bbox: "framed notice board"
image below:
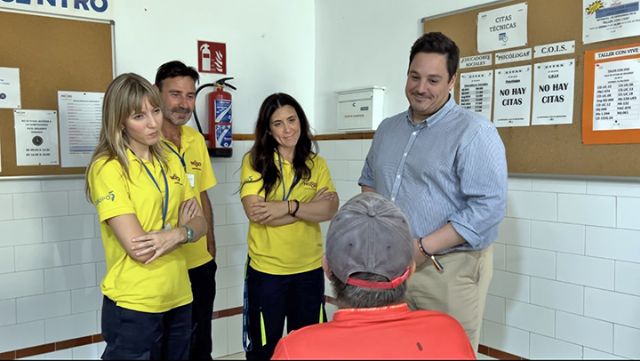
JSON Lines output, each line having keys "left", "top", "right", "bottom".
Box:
{"left": 0, "top": 10, "right": 113, "bottom": 177}
{"left": 423, "top": 0, "right": 640, "bottom": 177}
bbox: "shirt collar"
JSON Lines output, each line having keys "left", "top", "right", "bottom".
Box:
{"left": 162, "top": 125, "right": 194, "bottom": 153}
{"left": 405, "top": 94, "right": 457, "bottom": 128}
{"left": 332, "top": 303, "right": 411, "bottom": 322}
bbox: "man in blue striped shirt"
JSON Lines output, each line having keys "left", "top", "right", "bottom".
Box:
{"left": 359, "top": 32, "right": 507, "bottom": 352}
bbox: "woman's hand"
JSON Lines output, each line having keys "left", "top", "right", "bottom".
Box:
{"left": 247, "top": 200, "right": 288, "bottom": 224}
{"left": 179, "top": 198, "right": 199, "bottom": 226}
{"left": 130, "top": 227, "right": 184, "bottom": 264}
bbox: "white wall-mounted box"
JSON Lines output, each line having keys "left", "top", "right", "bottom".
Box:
{"left": 336, "top": 86, "right": 385, "bottom": 131}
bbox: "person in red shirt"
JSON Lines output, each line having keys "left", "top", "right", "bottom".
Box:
{"left": 272, "top": 192, "right": 475, "bottom": 360}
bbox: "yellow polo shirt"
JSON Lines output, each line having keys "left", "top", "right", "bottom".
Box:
{"left": 240, "top": 152, "right": 336, "bottom": 275}
{"left": 88, "top": 149, "right": 194, "bottom": 313}
{"left": 163, "top": 125, "right": 217, "bottom": 269}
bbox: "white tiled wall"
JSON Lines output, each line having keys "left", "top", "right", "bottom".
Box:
{"left": 3, "top": 138, "right": 640, "bottom": 360}
{"left": 485, "top": 172, "right": 640, "bottom": 360}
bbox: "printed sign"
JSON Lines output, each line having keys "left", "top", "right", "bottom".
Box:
{"left": 477, "top": 2, "right": 528, "bottom": 53}
{"left": 532, "top": 59, "right": 576, "bottom": 125}
{"left": 493, "top": 65, "right": 532, "bottom": 127}
{"left": 459, "top": 70, "right": 494, "bottom": 121}
{"left": 460, "top": 54, "right": 493, "bottom": 69}
{"left": 584, "top": 0, "right": 640, "bottom": 44}
{"left": 198, "top": 41, "right": 226, "bottom": 74}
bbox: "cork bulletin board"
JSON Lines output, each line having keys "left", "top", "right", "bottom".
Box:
{"left": 0, "top": 10, "right": 113, "bottom": 177}
{"left": 423, "top": 0, "right": 640, "bottom": 177}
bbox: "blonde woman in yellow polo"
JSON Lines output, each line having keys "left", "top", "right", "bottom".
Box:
{"left": 85, "top": 73, "right": 207, "bottom": 360}
{"left": 240, "top": 93, "right": 339, "bottom": 360}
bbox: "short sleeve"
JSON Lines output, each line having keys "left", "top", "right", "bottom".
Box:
{"left": 313, "top": 156, "right": 336, "bottom": 193}
{"left": 195, "top": 133, "right": 217, "bottom": 192}
{"left": 88, "top": 158, "right": 135, "bottom": 222}
{"left": 239, "top": 153, "right": 265, "bottom": 198}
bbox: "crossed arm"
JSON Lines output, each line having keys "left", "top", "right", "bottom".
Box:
{"left": 106, "top": 198, "right": 207, "bottom": 264}
{"left": 242, "top": 187, "right": 339, "bottom": 226}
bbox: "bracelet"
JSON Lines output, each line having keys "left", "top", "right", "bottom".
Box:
{"left": 287, "top": 200, "right": 293, "bottom": 215}
{"left": 291, "top": 200, "right": 300, "bottom": 217}
{"left": 417, "top": 237, "right": 444, "bottom": 272}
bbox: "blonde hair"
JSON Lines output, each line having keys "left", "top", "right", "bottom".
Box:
{"left": 85, "top": 73, "right": 166, "bottom": 199}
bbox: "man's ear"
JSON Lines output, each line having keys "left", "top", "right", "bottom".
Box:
{"left": 409, "top": 260, "right": 417, "bottom": 277}
{"left": 322, "top": 256, "right": 333, "bottom": 279}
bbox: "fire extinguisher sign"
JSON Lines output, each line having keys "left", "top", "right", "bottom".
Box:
{"left": 197, "top": 41, "right": 226, "bottom": 74}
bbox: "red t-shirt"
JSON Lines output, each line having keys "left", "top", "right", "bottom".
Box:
{"left": 272, "top": 303, "right": 475, "bottom": 360}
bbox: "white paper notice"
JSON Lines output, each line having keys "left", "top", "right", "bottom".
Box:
{"left": 532, "top": 59, "right": 576, "bottom": 125}
{"left": 493, "top": 65, "right": 532, "bottom": 127}
{"left": 58, "top": 91, "right": 103, "bottom": 168}
{"left": 533, "top": 40, "right": 576, "bottom": 59}
{"left": 459, "top": 54, "right": 493, "bottom": 69}
{"left": 0, "top": 67, "right": 21, "bottom": 109}
{"left": 14, "top": 109, "right": 59, "bottom": 166}
{"left": 593, "top": 58, "right": 640, "bottom": 130}
{"left": 583, "top": 0, "right": 640, "bottom": 44}
{"left": 459, "top": 70, "right": 494, "bottom": 121}
{"left": 477, "top": 2, "right": 528, "bottom": 53}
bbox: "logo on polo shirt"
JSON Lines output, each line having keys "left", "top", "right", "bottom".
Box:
{"left": 95, "top": 190, "right": 115, "bottom": 205}
{"left": 302, "top": 180, "right": 318, "bottom": 189}
{"left": 190, "top": 160, "right": 202, "bottom": 171}
{"left": 170, "top": 174, "right": 184, "bottom": 186}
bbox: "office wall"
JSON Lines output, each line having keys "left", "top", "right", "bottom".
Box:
{"left": 111, "top": 0, "right": 316, "bottom": 134}
{"left": 313, "top": 0, "right": 500, "bottom": 134}
{"left": 315, "top": 0, "right": 640, "bottom": 359}
{"left": 0, "top": 0, "right": 315, "bottom": 358}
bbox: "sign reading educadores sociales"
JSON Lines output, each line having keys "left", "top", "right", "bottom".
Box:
{"left": 197, "top": 41, "right": 226, "bottom": 74}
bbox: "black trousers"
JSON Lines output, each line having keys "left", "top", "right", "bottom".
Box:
{"left": 245, "top": 266, "right": 326, "bottom": 361}
{"left": 188, "top": 259, "right": 217, "bottom": 360}
{"left": 101, "top": 296, "right": 192, "bottom": 360}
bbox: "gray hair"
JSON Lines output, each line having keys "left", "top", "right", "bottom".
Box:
{"left": 330, "top": 273, "right": 407, "bottom": 309}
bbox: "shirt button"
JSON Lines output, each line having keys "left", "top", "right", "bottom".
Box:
{"left": 412, "top": 131, "right": 417, "bottom": 136}
{"left": 403, "top": 153, "right": 407, "bottom": 157}
{"left": 396, "top": 174, "right": 401, "bottom": 178}
{"left": 391, "top": 197, "right": 395, "bottom": 201}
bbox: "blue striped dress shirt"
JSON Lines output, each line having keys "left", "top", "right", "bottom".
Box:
{"left": 359, "top": 96, "right": 507, "bottom": 253}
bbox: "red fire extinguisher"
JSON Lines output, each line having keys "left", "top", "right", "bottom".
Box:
{"left": 193, "top": 77, "right": 236, "bottom": 157}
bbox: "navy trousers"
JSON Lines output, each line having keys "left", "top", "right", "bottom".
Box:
{"left": 101, "top": 296, "right": 192, "bottom": 360}
{"left": 245, "top": 266, "right": 326, "bottom": 360}
{"left": 188, "top": 259, "right": 217, "bottom": 360}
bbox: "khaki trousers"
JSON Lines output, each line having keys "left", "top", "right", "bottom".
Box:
{"left": 406, "top": 245, "right": 493, "bottom": 352}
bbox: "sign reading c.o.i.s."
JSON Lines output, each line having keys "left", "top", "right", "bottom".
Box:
{"left": 0, "top": 0, "right": 109, "bottom": 13}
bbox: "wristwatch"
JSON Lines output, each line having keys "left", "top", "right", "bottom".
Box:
{"left": 182, "top": 225, "right": 194, "bottom": 244}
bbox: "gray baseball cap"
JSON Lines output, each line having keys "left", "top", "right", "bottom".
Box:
{"left": 326, "top": 192, "right": 414, "bottom": 289}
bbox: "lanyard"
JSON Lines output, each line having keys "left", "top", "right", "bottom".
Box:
{"left": 277, "top": 152, "right": 298, "bottom": 201}
{"left": 139, "top": 158, "right": 169, "bottom": 228}
{"left": 163, "top": 141, "right": 186, "bottom": 171}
